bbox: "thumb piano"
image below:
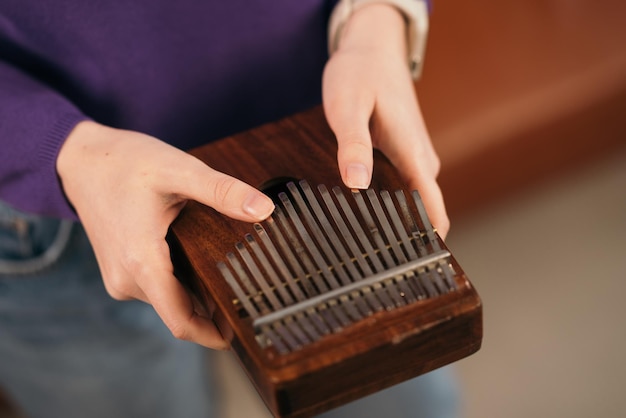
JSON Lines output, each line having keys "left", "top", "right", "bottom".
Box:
{"left": 168, "top": 106, "right": 482, "bottom": 418}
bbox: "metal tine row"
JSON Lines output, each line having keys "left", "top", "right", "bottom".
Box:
{"left": 351, "top": 186, "right": 458, "bottom": 299}
{"left": 218, "top": 180, "right": 456, "bottom": 354}
{"left": 275, "top": 181, "right": 449, "bottom": 321}
{"left": 379, "top": 190, "right": 436, "bottom": 299}
{"left": 219, "top": 243, "right": 331, "bottom": 354}
{"left": 278, "top": 186, "right": 363, "bottom": 325}
{"left": 218, "top": 262, "right": 291, "bottom": 354}
{"left": 256, "top": 220, "right": 336, "bottom": 336}
{"left": 408, "top": 190, "right": 458, "bottom": 292}
{"left": 394, "top": 190, "right": 442, "bottom": 295}
{"left": 259, "top": 206, "right": 345, "bottom": 344}
{"left": 355, "top": 189, "right": 420, "bottom": 305}
{"left": 287, "top": 180, "right": 439, "bottom": 314}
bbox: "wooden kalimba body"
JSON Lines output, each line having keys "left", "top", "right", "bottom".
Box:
{"left": 168, "top": 106, "right": 482, "bottom": 418}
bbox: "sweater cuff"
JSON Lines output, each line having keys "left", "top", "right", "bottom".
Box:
{"left": 38, "top": 112, "right": 91, "bottom": 220}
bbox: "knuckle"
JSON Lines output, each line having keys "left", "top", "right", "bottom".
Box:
{"left": 169, "top": 321, "right": 192, "bottom": 341}
{"left": 337, "top": 133, "right": 372, "bottom": 160}
{"left": 102, "top": 249, "right": 156, "bottom": 301}
{"left": 120, "top": 252, "right": 148, "bottom": 281}
{"left": 103, "top": 275, "right": 132, "bottom": 300}
{"left": 208, "top": 176, "right": 237, "bottom": 209}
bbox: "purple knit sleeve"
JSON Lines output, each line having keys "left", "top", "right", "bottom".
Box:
{"left": 0, "top": 59, "right": 88, "bottom": 219}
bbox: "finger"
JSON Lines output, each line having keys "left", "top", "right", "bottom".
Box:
{"left": 157, "top": 150, "right": 274, "bottom": 222}
{"left": 99, "top": 258, "right": 150, "bottom": 303}
{"left": 121, "top": 217, "right": 227, "bottom": 349}
{"left": 371, "top": 98, "right": 449, "bottom": 238}
{"left": 141, "top": 266, "right": 228, "bottom": 350}
{"left": 408, "top": 175, "right": 450, "bottom": 240}
{"left": 103, "top": 277, "right": 149, "bottom": 303}
{"left": 389, "top": 148, "right": 450, "bottom": 239}
{"left": 323, "top": 82, "right": 376, "bottom": 190}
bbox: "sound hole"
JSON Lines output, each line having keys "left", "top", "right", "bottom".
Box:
{"left": 259, "top": 177, "right": 301, "bottom": 205}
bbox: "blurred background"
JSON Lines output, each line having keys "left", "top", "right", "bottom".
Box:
{"left": 423, "top": 1, "right": 626, "bottom": 416}
{"left": 2, "top": 0, "right": 624, "bottom": 417}
{"left": 215, "top": 0, "right": 626, "bottom": 417}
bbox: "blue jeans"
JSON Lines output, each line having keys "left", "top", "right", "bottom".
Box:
{"left": 0, "top": 200, "right": 459, "bottom": 418}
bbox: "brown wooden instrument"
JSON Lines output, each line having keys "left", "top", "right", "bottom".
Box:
{"left": 168, "top": 106, "right": 482, "bottom": 418}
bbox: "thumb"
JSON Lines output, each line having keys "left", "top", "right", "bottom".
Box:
{"left": 160, "top": 152, "right": 275, "bottom": 222}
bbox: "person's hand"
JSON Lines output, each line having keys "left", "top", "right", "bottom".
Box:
{"left": 323, "top": 4, "right": 449, "bottom": 238}
{"left": 56, "top": 121, "right": 275, "bottom": 349}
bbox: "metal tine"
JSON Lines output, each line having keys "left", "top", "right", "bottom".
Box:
{"left": 236, "top": 241, "right": 283, "bottom": 311}
{"left": 222, "top": 259, "right": 303, "bottom": 352}
{"left": 432, "top": 263, "right": 455, "bottom": 293}
{"left": 354, "top": 190, "right": 395, "bottom": 267}
{"left": 291, "top": 314, "right": 322, "bottom": 341}
{"left": 239, "top": 239, "right": 322, "bottom": 345}
{"left": 291, "top": 181, "right": 352, "bottom": 287}
{"left": 277, "top": 195, "right": 339, "bottom": 290}
{"left": 410, "top": 190, "right": 457, "bottom": 292}
{"left": 220, "top": 259, "right": 312, "bottom": 353}
{"left": 395, "top": 190, "right": 440, "bottom": 298}
{"left": 365, "top": 189, "right": 408, "bottom": 306}
{"left": 333, "top": 187, "right": 395, "bottom": 311}
{"left": 379, "top": 191, "right": 419, "bottom": 303}
{"left": 273, "top": 207, "right": 328, "bottom": 296}
{"left": 318, "top": 185, "right": 371, "bottom": 277}
{"left": 315, "top": 303, "right": 343, "bottom": 332}
{"left": 319, "top": 185, "right": 380, "bottom": 314}
{"left": 226, "top": 252, "right": 271, "bottom": 315}
{"left": 428, "top": 240, "right": 456, "bottom": 292}
{"left": 395, "top": 190, "right": 429, "bottom": 256}
{"left": 312, "top": 305, "right": 341, "bottom": 333}
{"left": 366, "top": 189, "right": 414, "bottom": 306}
{"left": 422, "top": 265, "right": 450, "bottom": 296}
{"left": 282, "top": 317, "right": 312, "bottom": 346}
{"left": 381, "top": 191, "right": 417, "bottom": 261}
{"left": 278, "top": 191, "right": 363, "bottom": 326}
{"left": 253, "top": 223, "right": 330, "bottom": 336}
{"left": 297, "top": 181, "right": 371, "bottom": 317}
{"left": 302, "top": 309, "right": 332, "bottom": 337}
{"left": 387, "top": 191, "right": 439, "bottom": 299}
{"left": 272, "top": 323, "right": 302, "bottom": 351}
{"left": 246, "top": 229, "right": 295, "bottom": 306}
{"left": 274, "top": 205, "right": 345, "bottom": 331}
{"left": 367, "top": 190, "right": 410, "bottom": 263}
{"left": 270, "top": 209, "right": 341, "bottom": 332}
{"left": 332, "top": 187, "right": 384, "bottom": 271}
{"left": 260, "top": 325, "right": 290, "bottom": 354}
{"left": 411, "top": 190, "right": 438, "bottom": 248}
{"left": 262, "top": 217, "right": 317, "bottom": 299}
{"left": 440, "top": 263, "right": 457, "bottom": 291}
{"left": 218, "top": 262, "right": 261, "bottom": 319}
{"left": 324, "top": 299, "right": 352, "bottom": 328}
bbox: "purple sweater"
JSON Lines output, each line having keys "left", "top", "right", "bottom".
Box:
{"left": 0, "top": 1, "right": 336, "bottom": 219}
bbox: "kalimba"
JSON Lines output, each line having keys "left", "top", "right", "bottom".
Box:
{"left": 168, "top": 106, "right": 482, "bottom": 418}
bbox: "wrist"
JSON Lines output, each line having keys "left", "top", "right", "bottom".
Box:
{"left": 57, "top": 120, "right": 97, "bottom": 176}
{"left": 336, "top": 4, "right": 407, "bottom": 59}
{"left": 328, "top": 0, "right": 429, "bottom": 79}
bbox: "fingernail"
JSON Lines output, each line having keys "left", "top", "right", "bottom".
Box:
{"left": 243, "top": 193, "right": 275, "bottom": 219}
{"left": 346, "top": 163, "right": 371, "bottom": 189}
